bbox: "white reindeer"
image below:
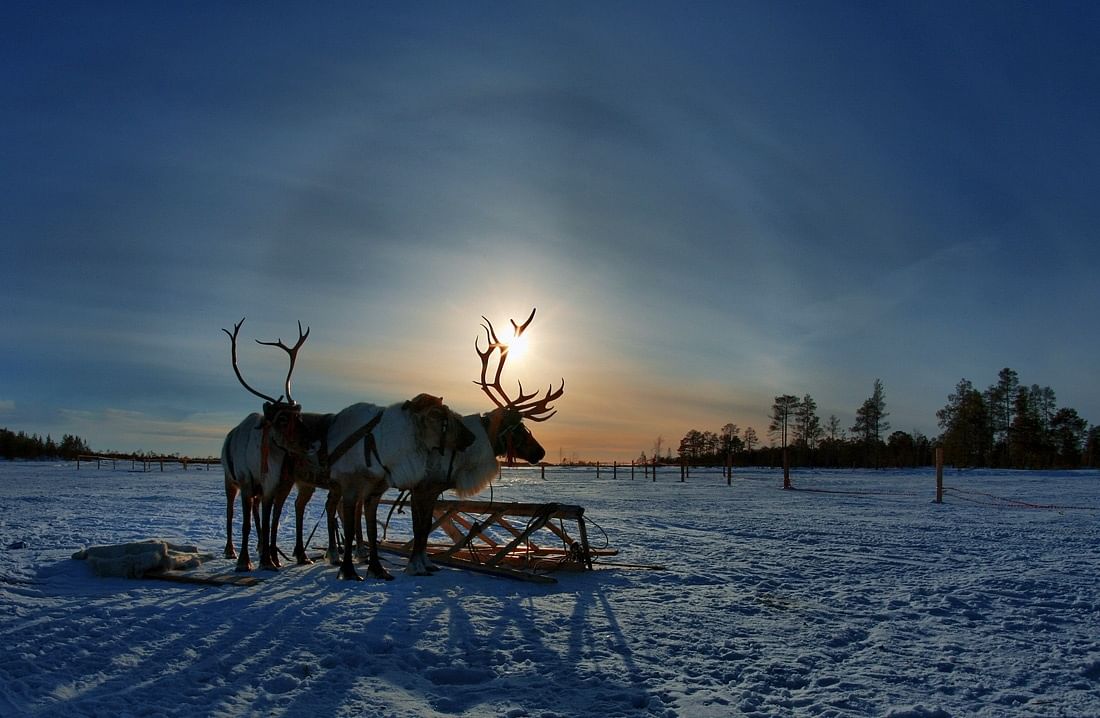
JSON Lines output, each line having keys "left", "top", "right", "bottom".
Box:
{"left": 286, "top": 394, "right": 475, "bottom": 580}
{"left": 402, "top": 308, "right": 563, "bottom": 575}
{"left": 221, "top": 409, "right": 294, "bottom": 571}
{"left": 220, "top": 318, "right": 311, "bottom": 572}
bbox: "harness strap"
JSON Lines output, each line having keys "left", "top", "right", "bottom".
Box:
{"left": 327, "top": 409, "right": 386, "bottom": 470}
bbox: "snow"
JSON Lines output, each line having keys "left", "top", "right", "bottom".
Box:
{"left": 2, "top": 461, "right": 1099, "bottom": 717}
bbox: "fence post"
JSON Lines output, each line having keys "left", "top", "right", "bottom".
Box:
{"left": 726, "top": 451, "right": 732, "bottom": 486}
{"left": 782, "top": 448, "right": 791, "bottom": 490}
{"left": 631, "top": 460, "right": 635, "bottom": 480}
{"left": 596, "top": 461, "right": 600, "bottom": 478}
{"left": 935, "top": 448, "right": 944, "bottom": 503}
{"left": 541, "top": 465, "right": 545, "bottom": 479}
{"left": 653, "top": 457, "right": 657, "bottom": 482}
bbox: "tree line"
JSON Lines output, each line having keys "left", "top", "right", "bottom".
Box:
{"left": 1, "top": 427, "right": 91, "bottom": 460}
{"left": 667, "top": 371, "right": 1098, "bottom": 470}
{"left": 938, "top": 368, "right": 1098, "bottom": 468}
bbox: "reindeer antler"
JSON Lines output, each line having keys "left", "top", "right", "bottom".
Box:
{"left": 255, "top": 320, "right": 310, "bottom": 406}
{"left": 474, "top": 308, "right": 564, "bottom": 420}
{"left": 222, "top": 318, "right": 310, "bottom": 406}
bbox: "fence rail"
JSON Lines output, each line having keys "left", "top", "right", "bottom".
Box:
{"left": 76, "top": 455, "right": 220, "bottom": 472}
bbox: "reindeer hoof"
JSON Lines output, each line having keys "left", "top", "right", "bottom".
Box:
{"left": 338, "top": 568, "right": 364, "bottom": 582}
{"left": 405, "top": 554, "right": 438, "bottom": 576}
{"left": 235, "top": 560, "right": 253, "bottom": 573}
{"left": 369, "top": 566, "right": 394, "bottom": 581}
{"left": 296, "top": 555, "right": 314, "bottom": 566}
{"left": 224, "top": 548, "right": 237, "bottom": 560}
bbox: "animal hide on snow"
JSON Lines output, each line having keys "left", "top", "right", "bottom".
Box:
{"left": 73, "top": 540, "right": 215, "bottom": 578}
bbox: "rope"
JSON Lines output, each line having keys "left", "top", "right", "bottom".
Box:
{"left": 943, "top": 486, "right": 1100, "bottom": 511}
{"left": 786, "top": 485, "right": 924, "bottom": 497}
{"left": 381, "top": 490, "right": 409, "bottom": 541}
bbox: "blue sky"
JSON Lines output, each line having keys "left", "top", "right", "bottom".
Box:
{"left": 3, "top": 2, "right": 1098, "bottom": 459}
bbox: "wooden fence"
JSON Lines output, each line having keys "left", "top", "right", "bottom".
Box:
{"left": 76, "top": 455, "right": 220, "bottom": 472}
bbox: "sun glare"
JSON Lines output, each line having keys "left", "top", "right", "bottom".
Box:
{"left": 505, "top": 328, "right": 530, "bottom": 362}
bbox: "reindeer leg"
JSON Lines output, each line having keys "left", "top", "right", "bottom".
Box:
{"left": 354, "top": 497, "right": 367, "bottom": 560}
{"left": 293, "top": 483, "right": 315, "bottom": 565}
{"left": 406, "top": 486, "right": 440, "bottom": 576}
{"left": 363, "top": 489, "right": 393, "bottom": 580}
{"left": 268, "top": 484, "right": 292, "bottom": 569}
{"left": 224, "top": 478, "right": 238, "bottom": 559}
{"left": 326, "top": 490, "right": 342, "bottom": 566}
{"left": 251, "top": 495, "right": 262, "bottom": 558}
{"left": 236, "top": 492, "right": 254, "bottom": 572}
{"left": 337, "top": 495, "right": 363, "bottom": 581}
{"left": 259, "top": 494, "right": 278, "bottom": 571}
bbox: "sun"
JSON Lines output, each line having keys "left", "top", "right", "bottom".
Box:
{"left": 504, "top": 327, "right": 530, "bottom": 362}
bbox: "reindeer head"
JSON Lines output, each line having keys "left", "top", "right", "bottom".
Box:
{"left": 403, "top": 393, "right": 476, "bottom": 455}
{"left": 223, "top": 317, "right": 310, "bottom": 445}
{"left": 474, "top": 308, "right": 564, "bottom": 464}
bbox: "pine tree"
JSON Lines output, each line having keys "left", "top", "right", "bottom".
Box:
{"left": 769, "top": 395, "right": 801, "bottom": 449}
{"left": 937, "top": 378, "right": 990, "bottom": 467}
{"left": 851, "top": 379, "right": 890, "bottom": 465}
{"left": 793, "top": 394, "right": 823, "bottom": 454}
{"left": 985, "top": 368, "right": 1019, "bottom": 466}
{"left": 742, "top": 427, "right": 758, "bottom": 453}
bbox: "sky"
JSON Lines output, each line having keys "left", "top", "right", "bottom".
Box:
{"left": 2, "top": 2, "right": 1099, "bottom": 460}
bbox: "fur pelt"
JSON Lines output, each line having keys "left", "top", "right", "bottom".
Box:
{"left": 447, "top": 414, "right": 501, "bottom": 497}
{"left": 327, "top": 401, "right": 445, "bottom": 492}
{"left": 74, "top": 540, "right": 214, "bottom": 578}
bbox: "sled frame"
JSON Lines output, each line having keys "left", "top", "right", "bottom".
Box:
{"left": 378, "top": 498, "right": 617, "bottom": 583}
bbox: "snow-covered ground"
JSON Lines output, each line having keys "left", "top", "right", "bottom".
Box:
{"left": 2, "top": 461, "right": 1099, "bottom": 717}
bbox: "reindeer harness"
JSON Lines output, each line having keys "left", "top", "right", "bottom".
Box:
{"left": 262, "top": 408, "right": 386, "bottom": 486}
{"left": 262, "top": 399, "right": 461, "bottom": 487}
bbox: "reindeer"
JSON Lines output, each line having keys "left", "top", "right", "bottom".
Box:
{"left": 286, "top": 393, "right": 475, "bottom": 581}
{"left": 220, "top": 318, "right": 315, "bottom": 572}
{"left": 402, "top": 308, "right": 564, "bottom": 575}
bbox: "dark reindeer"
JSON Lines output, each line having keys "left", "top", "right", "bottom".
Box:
{"left": 403, "top": 308, "right": 564, "bottom": 575}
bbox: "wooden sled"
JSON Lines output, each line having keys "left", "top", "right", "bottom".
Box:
{"left": 377, "top": 499, "right": 618, "bottom": 584}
